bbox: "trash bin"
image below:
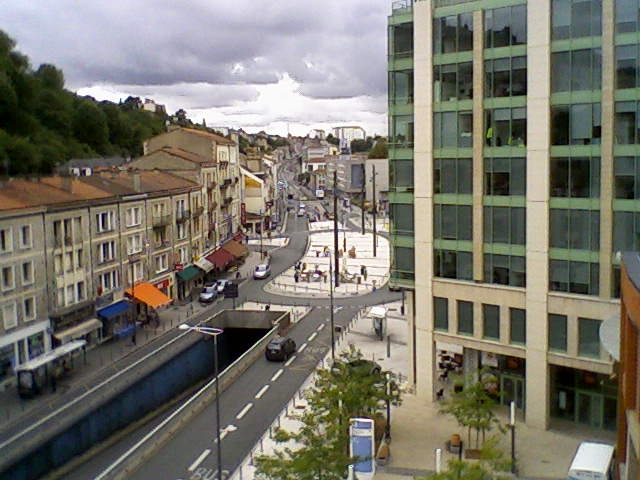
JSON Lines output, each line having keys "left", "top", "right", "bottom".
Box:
{"left": 357, "top": 276, "right": 361, "bottom": 284}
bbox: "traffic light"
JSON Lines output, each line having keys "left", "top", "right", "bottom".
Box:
{"left": 223, "top": 281, "right": 238, "bottom": 298}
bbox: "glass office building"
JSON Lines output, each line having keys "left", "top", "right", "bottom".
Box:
{"left": 387, "top": 0, "right": 635, "bottom": 430}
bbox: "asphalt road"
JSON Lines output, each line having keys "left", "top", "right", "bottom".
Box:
{"left": 66, "top": 173, "right": 399, "bottom": 480}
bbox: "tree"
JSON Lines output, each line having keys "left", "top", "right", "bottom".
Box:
{"left": 350, "top": 138, "right": 373, "bottom": 153}
{"left": 255, "top": 346, "right": 402, "bottom": 480}
{"left": 325, "top": 133, "right": 339, "bottom": 146}
{"left": 73, "top": 99, "right": 109, "bottom": 153}
{"left": 439, "top": 368, "right": 503, "bottom": 449}
{"left": 368, "top": 138, "right": 388, "bottom": 159}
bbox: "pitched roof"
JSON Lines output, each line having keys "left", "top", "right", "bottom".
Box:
{"left": 152, "top": 146, "right": 214, "bottom": 165}
{"left": 180, "top": 127, "right": 236, "bottom": 145}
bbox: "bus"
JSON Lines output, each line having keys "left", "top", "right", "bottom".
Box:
{"left": 16, "top": 339, "right": 86, "bottom": 398}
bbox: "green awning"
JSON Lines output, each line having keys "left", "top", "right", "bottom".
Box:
{"left": 177, "top": 265, "right": 203, "bottom": 281}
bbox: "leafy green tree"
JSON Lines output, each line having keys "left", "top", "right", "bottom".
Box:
{"left": 368, "top": 138, "right": 388, "bottom": 159}
{"left": 439, "top": 368, "right": 503, "bottom": 449}
{"left": 34, "top": 64, "right": 65, "bottom": 90}
{"left": 73, "top": 99, "right": 109, "bottom": 153}
{"left": 325, "top": 133, "right": 339, "bottom": 146}
{"left": 350, "top": 138, "right": 373, "bottom": 153}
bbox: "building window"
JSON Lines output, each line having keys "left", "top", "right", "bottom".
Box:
{"left": 66, "top": 285, "right": 75, "bottom": 305}
{"left": 389, "top": 70, "right": 414, "bottom": 104}
{"left": 390, "top": 22, "right": 413, "bottom": 57}
{"left": 76, "top": 281, "right": 85, "bottom": 301}
{"left": 614, "top": 156, "right": 640, "bottom": 199}
{"left": 20, "top": 225, "right": 32, "bottom": 248}
{"left": 76, "top": 249, "right": 83, "bottom": 269}
{"left": 485, "top": 5, "right": 527, "bottom": 48}
{"left": 391, "top": 246, "right": 415, "bottom": 281}
{"left": 127, "top": 234, "right": 143, "bottom": 255}
{"left": 548, "top": 313, "right": 568, "bottom": 352}
{"left": 390, "top": 114, "right": 414, "bottom": 147}
{"left": 434, "top": 13, "right": 473, "bottom": 54}
{"left": 434, "top": 158, "right": 472, "bottom": 194}
{"left": 482, "top": 304, "right": 500, "bottom": 340}
{"left": 390, "top": 159, "right": 414, "bottom": 189}
{"left": 390, "top": 204, "right": 414, "bottom": 236}
{"left": 126, "top": 207, "right": 142, "bottom": 227}
{"left": 176, "top": 222, "right": 187, "bottom": 240}
{"left": 484, "top": 206, "right": 525, "bottom": 245}
{"left": 96, "top": 211, "right": 115, "bottom": 233}
{"left": 434, "top": 111, "right": 472, "bottom": 148}
{"left": 457, "top": 300, "right": 474, "bottom": 335}
{"left": 21, "top": 262, "right": 33, "bottom": 285}
{"left": 613, "top": 211, "right": 640, "bottom": 252}
{"left": 550, "top": 157, "right": 600, "bottom": 198}
{"left": 549, "top": 260, "right": 599, "bottom": 295}
{"left": 98, "top": 270, "right": 119, "bottom": 292}
{"left": 2, "top": 303, "right": 17, "bottom": 330}
{"left": 484, "top": 56, "right": 527, "bottom": 98}
{"left": 1, "top": 266, "right": 14, "bottom": 291}
{"left": 550, "top": 209, "right": 600, "bottom": 250}
{"left": 435, "top": 250, "right": 472, "bottom": 280}
{"left": 0, "top": 228, "right": 12, "bottom": 253}
{"left": 552, "top": 0, "right": 602, "bottom": 40}
{"left": 155, "top": 254, "right": 169, "bottom": 273}
{"left": 485, "top": 108, "right": 526, "bottom": 147}
{"left": 509, "top": 308, "right": 526, "bottom": 345}
{"left": 615, "top": 0, "right": 640, "bottom": 34}
{"left": 434, "top": 204, "right": 472, "bottom": 241}
{"left": 434, "top": 297, "right": 449, "bottom": 331}
{"left": 130, "top": 261, "right": 143, "bottom": 283}
{"left": 483, "top": 254, "right": 526, "bottom": 287}
{"left": 551, "top": 103, "right": 601, "bottom": 145}
{"left": 484, "top": 157, "right": 526, "bottom": 196}
{"left": 23, "top": 297, "right": 36, "bottom": 321}
{"left": 434, "top": 62, "right": 472, "bottom": 101}
{"left": 551, "top": 49, "right": 602, "bottom": 93}
{"left": 616, "top": 44, "right": 640, "bottom": 89}
{"left": 98, "top": 241, "right": 116, "bottom": 263}
{"left": 578, "top": 317, "right": 601, "bottom": 358}
{"left": 615, "top": 101, "right": 640, "bottom": 144}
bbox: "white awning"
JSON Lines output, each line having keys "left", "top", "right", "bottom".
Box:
{"left": 369, "top": 306, "right": 387, "bottom": 318}
{"left": 54, "top": 318, "right": 102, "bottom": 344}
{"left": 436, "top": 341, "right": 464, "bottom": 355}
{"left": 194, "top": 256, "right": 214, "bottom": 273}
{"left": 599, "top": 315, "right": 620, "bottom": 361}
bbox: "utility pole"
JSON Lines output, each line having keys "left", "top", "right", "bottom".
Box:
{"left": 333, "top": 171, "right": 340, "bottom": 288}
{"left": 360, "top": 166, "right": 365, "bottom": 235}
{"left": 329, "top": 256, "right": 335, "bottom": 361}
{"left": 372, "top": 164, "right": 377, "bottom": 257}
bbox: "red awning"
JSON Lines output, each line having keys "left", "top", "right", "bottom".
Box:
{"left": 233, "top": 231, "right": 246, "bottom": 242}
{"left": 206, "top": 248, "right": 234, "bottom": 270}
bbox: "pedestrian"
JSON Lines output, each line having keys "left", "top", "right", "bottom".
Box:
{"left": 363, "top": 267, "right": 368, "bottom": 282}
{"left": 132, "top": 331, "right": 137, "bottom": 346}
{"left": 294, "top": 272, "right": 299, "bottom": 283}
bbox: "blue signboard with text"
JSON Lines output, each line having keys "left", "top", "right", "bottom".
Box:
{"left": 349, "top": 417, "right": 375, "bottom": 479}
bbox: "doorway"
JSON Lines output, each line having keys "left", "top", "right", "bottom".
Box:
{"left": 500, "top": 374, "right": 525, "bottom": 410}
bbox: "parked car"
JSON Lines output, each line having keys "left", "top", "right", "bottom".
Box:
{"left": 254, "top": 264, "right": 271, "bottom": 279}
{"left": 265, "top": 336, "right": 297, "bottom": 361}
{"left": 199, "top": 284, "right": 218, "bottom": 304}
{"left": 216, "top": 279, "right": 231, "bottom": 293}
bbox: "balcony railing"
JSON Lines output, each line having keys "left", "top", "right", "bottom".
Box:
{"left": 207, "top": 180, "right": 217, "bottom": 190}
{"left": 154, "top": 239, "right": 171, "bottom": 249}
{"left": 176, "top": 210, "right": 191, "bottom": 223}
{"left": 152, "top": 214, "right": 171, "bottom": 228}
{"left": 391, "top": 0, "right": 412, "bottom": 13}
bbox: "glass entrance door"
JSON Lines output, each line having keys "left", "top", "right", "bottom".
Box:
{"left": 500, "top": 374, "right": 525, "bottom": 409}
{"left": 577, "top": 391, "right": 603, "bottom": 429}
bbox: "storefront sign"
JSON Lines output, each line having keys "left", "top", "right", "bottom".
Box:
{"left": 174, "top": 263, "right": 184, "bottom": 272}
{"left": 154, "top": 279, "right": 170, "bottom": 290}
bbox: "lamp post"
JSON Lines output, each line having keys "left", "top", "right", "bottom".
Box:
{"left": 385, "top": 371, "right": 391, "bottom": 440}
{"left": 509, "top": 400, "right": 517, "bottom": 474}
{"left": 329, "top": 254, "right": 335, "bottom": 361}
{"left": 371, "top": 164, "right": 377, "bottom": 258}
{"left": 179, "top": 324, "right": 225, "bottom": 479}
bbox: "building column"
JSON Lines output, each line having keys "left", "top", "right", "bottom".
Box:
{"left": 413, "top": 0, "right": 436, "bottom": 400}
{"left": 472, "top": 10, "right": 485, "bottom": 282}
{"left": 525, "top": 0, "right": 552, "bottom": 430}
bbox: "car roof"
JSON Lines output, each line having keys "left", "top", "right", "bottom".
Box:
{"left": 268, "top": 336, "right": 290, "bottom": 345}
{"left": 256, "top": 264, "right": 269, "bottom": 269}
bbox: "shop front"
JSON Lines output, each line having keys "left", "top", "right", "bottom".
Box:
{"left": 0, "top": 320, "right": 51, "bottom": 388}
{"left": 50, "top": 301, "right": 102, "bottom": 348}
{"left": 125, "top": 282, "right": 173, "bottom": 325}
{"left": 176, "top": 265, "right": 204, "bottom": 301}
{"left": 97, "top": 300, "right": 134, "bottom": 340}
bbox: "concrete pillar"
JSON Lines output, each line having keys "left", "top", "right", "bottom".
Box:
{"left": 472, "top": 10, "right": 485, "bottom": 282}
{"left": 525, "top": 0, "right": 552, "bottom": 430}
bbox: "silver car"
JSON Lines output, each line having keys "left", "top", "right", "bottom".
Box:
{"left": 253, "top": 264, "right": 271, "bottom": 279}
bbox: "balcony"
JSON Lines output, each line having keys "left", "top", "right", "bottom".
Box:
{"left": 222, "top": 196, "right": 233, "bottom": 206}
{"left": 209, "top": 201, "right": 218, "bottom": 211}
{"left": 193, "top": 205, "right": 205, "bottom": 217}
{"left": 152, "top": 214, "right": 171, "bottom": 228}
{"left": 207, "top": 180, "right": 217, "bottom": 191}
{"left": 154, "top": 239, "right": 171, "bottom": 249}
{"left": 176, "top": 210, "right": 191, "bottom": 223}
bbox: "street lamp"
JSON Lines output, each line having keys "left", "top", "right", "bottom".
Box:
{"left": 329, "top": 253, "right": 335, "bottom": 361}
{"left": 509, "top": 401, "right": 517, "bottom": 474}
{"left": 179, "top": 324, "right": 225, "bottom": 480}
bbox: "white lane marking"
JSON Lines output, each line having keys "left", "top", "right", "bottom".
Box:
{"left": 255, "top": 385, "right": 270, "bottom": 399}
{"left": 298, "top": 343, "right": 307, "bottom": 353}
{"left": 188, "top": 449, "right": 211, "bottom": 472}
{"left": 271, "top": 369, "right": 283, "bottom": 381}
{"left": 236, "top": 402, "right": 253, "bottom": 420}
{"left": 317, "top": 324, "right": 325, "bottom": 331}
{"left": 284, "top": 355, "right": 296, "bottom": 366}
{"left": 308, "top": 332, "right": 317, "bottom": 342}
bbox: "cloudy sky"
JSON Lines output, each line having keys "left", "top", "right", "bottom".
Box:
{"left": 3, "top": 0, "right": 390, "bottom": 137}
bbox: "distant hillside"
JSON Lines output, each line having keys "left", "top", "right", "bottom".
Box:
{"left": 0, "top": 30, "right": 167, "bottom": 175}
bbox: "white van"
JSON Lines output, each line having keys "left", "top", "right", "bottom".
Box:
{"left": 567, "top": 442, "right": 615, "bottom": 480}
{"left": 297, "top": 204, "right": 306, "bottom": 217}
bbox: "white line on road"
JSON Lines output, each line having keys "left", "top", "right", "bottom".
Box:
{"left": 255, "top": 385, "right": 270, "bottom": 399}
{"left": 317, "top": 323, "right": 325, "bottom": 331}
{"left": 298, "top": 343, "right": 307, "bottom": 353}
{"left": 284, "top": 355, "right": 296, "bottom": 366}
{"left": 308, "top": 332, "right": 317, "bottom": 342}
{"left": 236, "top": 403, "right": 253, "bottom": 420}
{"left": 188, "top": 449, "right": 211, "bottom": 472}
{"left": 271, "top": 369, "right": 283, "bottom": 381}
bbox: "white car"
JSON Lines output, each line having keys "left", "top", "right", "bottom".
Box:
{"left": 216, "top": 279, "right": 231, "bottom": 293}
{"left": 253, "top": 264, "right": 271, "bottom": 279}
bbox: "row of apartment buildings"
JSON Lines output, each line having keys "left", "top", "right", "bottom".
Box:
{"left": 0, "top": 127, "right": 280, "bottom": 390}
{"left": 387, "top": 0, "right": 635, "bottom": 440}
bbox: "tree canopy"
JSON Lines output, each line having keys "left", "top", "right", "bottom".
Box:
{"left": 0, "top": 30, "right": 167, "bottom": 175}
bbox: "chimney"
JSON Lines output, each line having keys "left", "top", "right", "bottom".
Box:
{"left": 133, "top": 172, "right": 141, "bottom": 192}
{"left": 61, "top": 175, "right": 73, "bottom": 193}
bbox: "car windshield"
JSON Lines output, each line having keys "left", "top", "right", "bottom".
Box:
{"left": 203, "top": 286, "right": 216, "bottom": 293}
{"left": 256, "top": 265, "right": 267, "bottom": 271}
